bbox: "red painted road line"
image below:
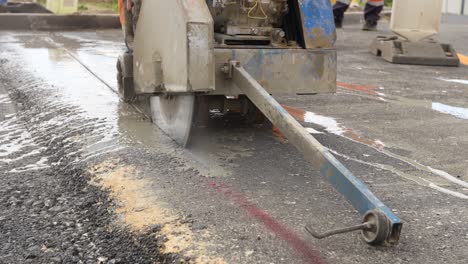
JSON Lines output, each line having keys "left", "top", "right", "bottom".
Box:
{"left": 337, "top": 81, "right": 379, "bottom": 96}
{"left": 208, "top": 181, "right": 324, "bottom": 264}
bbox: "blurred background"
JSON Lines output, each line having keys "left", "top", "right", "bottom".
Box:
{"left": 4, "top": 0, "right": 467, "bottom": 16}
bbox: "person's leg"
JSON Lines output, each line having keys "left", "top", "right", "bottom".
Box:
{"left": 118, "top": 0, "right": 125, "bottom": 26}
{"left": 333, "top": 0, "right": 351, "bottom": 28}
{"left": 363, "top": 0, "right": 384, "bottom": 31}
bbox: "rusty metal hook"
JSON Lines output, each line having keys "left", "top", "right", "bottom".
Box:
{"left": 305, "top": 210, "right": 394, "bottom": 245}
{"left": 305, "top": 222, "right": 373, "bottom": 239}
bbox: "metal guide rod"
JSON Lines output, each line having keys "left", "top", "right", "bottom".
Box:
{"left": 305, "top": 222, "right": 372, "bottom": 239}
{"left": 227, "top": 61, "right": 402, "bottom": 244}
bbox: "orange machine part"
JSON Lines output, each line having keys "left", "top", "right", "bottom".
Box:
{"left": 118, "top": 0, "right": 125, "bottom": 25}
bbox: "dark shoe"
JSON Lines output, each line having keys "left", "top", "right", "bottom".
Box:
{"left": 335, "top": 19, "right": 343, "bottom": 29}
{"left": 333, "top": 2, "right": 348, "bottom": 29}
{"left": 362, "top": 20, "right": 377, "bottom": 31}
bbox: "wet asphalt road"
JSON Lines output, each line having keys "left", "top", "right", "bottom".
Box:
{"left": 1, "top": 16, "right": 468, "bottom": 264}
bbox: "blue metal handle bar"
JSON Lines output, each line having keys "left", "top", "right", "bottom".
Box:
{"left": 321, "top": 152, "right": 402, "bottom": 243}
{"left": 228, "top": 61, "right": 402, "bottom": 244}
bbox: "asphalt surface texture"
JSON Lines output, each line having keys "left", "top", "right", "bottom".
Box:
{"left": 1, "top": 16, "right": 468, "bottom": 264}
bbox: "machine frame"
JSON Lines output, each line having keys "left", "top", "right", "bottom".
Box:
{"left": 117, "top": 0, "right": 403, "bottom": 246}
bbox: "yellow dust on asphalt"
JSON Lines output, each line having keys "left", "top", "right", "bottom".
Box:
{"left": 90, "top": 160, "right": 226, "bottom": 264}
{"left": 458, "top": 53, "right": 468, "bottom": 66}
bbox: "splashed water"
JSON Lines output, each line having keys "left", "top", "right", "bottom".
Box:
{"left": 0, "top": 115, "right": 51, "bottom": 171}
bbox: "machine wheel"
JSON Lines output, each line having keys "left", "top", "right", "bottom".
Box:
{"left": 361, "top": 209, "right": 390, "bottom": 245}
{"left": 150, "top": 95, "right": 197, "bottom": 147}
{"left": 149, "top": 95, "right": 264, "bottom": 146}
{"left": 116, "top": 57, "right": 135, "bottom": 102}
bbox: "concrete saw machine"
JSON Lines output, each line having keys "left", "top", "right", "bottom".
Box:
{"left": 117, "top": 0, "right": 402, "bottom": 246}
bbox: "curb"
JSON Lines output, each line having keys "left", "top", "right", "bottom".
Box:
{"left": 0, "top": 3, "right": 51, "bottom": 13}
{"left": 0, "top": 14, "right": 120, "bottom": 30}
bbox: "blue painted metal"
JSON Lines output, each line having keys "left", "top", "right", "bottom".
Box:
{"left": 291, "top": 0, "right": 402, "bottom": 243}
{"left": 222, "top": 48, "right": 337, "bottom": 95}
{"left": 298, "top": 0, "right": 336, "bottom": 48}
{"left": 282, "top": 110, "right": 402, "bottom": 242}
{"left": 229, "top": 58, "right": 402, "bottom": 243}
{"left": 319, "top": 151, "right": 402, "bottom": 243}
{"left": 319, "top": 152, "right": 400, "bottom": 218}
{"left": 216, "top": 1, "right": 401, "bottom": 244}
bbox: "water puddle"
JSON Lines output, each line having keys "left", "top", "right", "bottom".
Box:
{"left": 0, "top": 94, "right": 12, "bottom": 104}
{"left": 10, "top": 157, "right": 50, "bottom": 173}
{"left": 73, "top": 50, "right": 120, "bottom": 90}
{"left": 0, "top": 114, "right": 51, "bottom": 172}
{"left": 5, "top": 32, "right": 246, "bottom": 181}
{"left": 18, "top": 47, "right": 120, "bottom": 120}
{"left": 49, "top": 32, "right": 126, "bottom": 89}
{"left": 2, "top": 34, "right": 133, "bottom": 161}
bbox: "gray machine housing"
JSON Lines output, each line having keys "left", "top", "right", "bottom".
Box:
{"left": 128, "top": 0, "right": 336, "bottom": 96}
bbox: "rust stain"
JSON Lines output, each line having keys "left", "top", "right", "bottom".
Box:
{"left": 271, "top": 105, "right": 304, "bottom": 141}
{"left": 343, "top": 129, "right": 385, "bottom": 150}
{"left": 272, "top": 126, "right": 286, "bottom": 141}
{"left": 337, "top": 81, "right": 379, "bottom": 96}
{"left": 257, "top": 80, "right": 270, "bottom": 88}
{"left": 458, "top": 53, "right": 468, "bottom": 66}
{"left": 279, "top": 105, "right": 385, "bottom": 150}
{"left": 282, "top": 105, "right": 306, "bottom": 122}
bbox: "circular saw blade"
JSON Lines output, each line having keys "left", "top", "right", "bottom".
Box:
{"left": 150, "top": 94, "right": 195, "bottom": 147}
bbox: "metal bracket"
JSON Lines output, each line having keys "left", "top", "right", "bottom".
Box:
{"left": 224, "top": 60, "right": 402, "bottom": 245}
{"left": 306, "top": 223, "right": 372, "bottom": 239}
{"left": 305, "top": 209, "right": 393, "bottom": 245}
{"left": 221, "top": 61, "right": 238, "bottom": 79}
{"left": 370, "top": 36, "right": 460, "bottom": 67}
